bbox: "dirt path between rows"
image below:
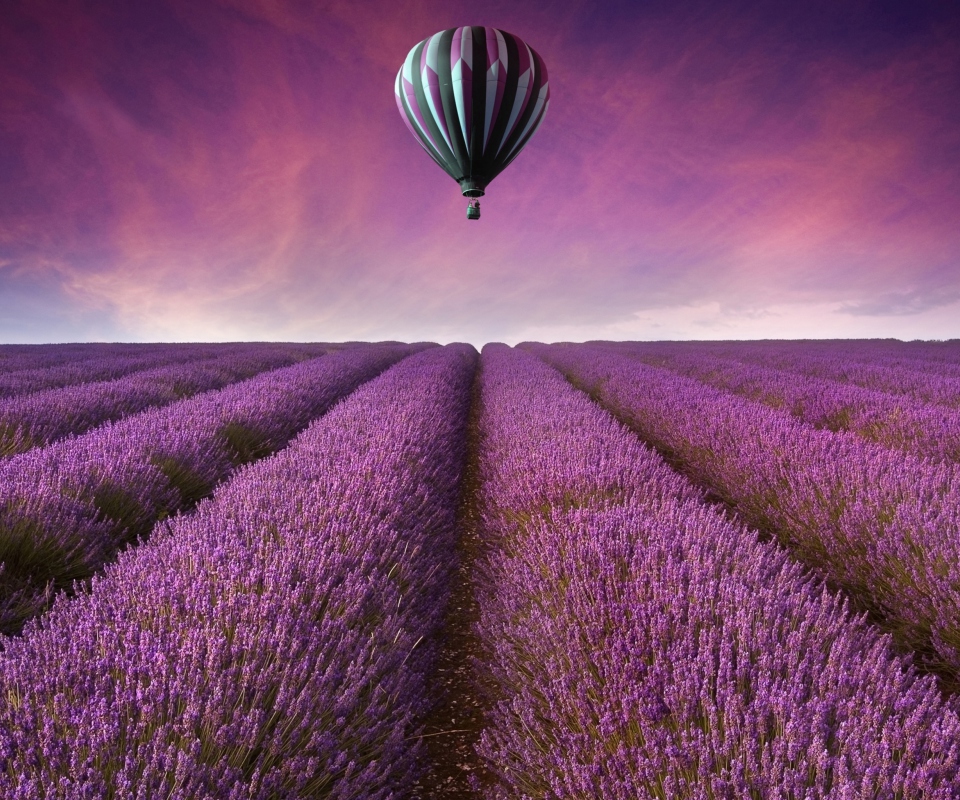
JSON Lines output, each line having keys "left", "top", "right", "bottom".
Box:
{"left": 411, "top": 512, "right": 487, "bottom": 797}
{"left": 411, "top": 369, "right": 491, "bottom": 798}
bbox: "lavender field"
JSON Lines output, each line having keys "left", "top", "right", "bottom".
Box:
{"left": 1, "top": 340, "right": 960, "bottom": 798}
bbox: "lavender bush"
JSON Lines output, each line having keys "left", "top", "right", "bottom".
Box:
{"left": 605, "top": 343, "right": 960, "bottom": 463}
{"left": 0, "top": 343, "right": 476, "bottom": 797}
{"left": 473, "top": 344, "right": 960, "bottom": 797}
{"left": 0, "top": 345, "right": 411, "bottom": 633}
{"left": 598, "top": 339, "right": 960, "bottom": 375}
{"left": 0, "top": 342, "right": 328, "bottom": 400}
{"left": 529, "top": 343, "right": 960, "bottom": 681}
{"left": 0, "top": 346, "right": 320, "bottom": 457}
{"left": 608, "top": 340, "right": 960, "bottom": 407}
{"left": 0, "top": 343, "right": 174, "bottom": 376}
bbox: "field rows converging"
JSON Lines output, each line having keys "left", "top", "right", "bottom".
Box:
{"left": 0, "top": 343, "right": 210, "bottom": 377}
{"left": 0, "top": 344, "right": 414, "bottom": 634}
{"left": 2, "top": 340, "right": 960, "bottom": 797}
{"left": 616, "top": 340, "right": 960, "bottom": 408}
{"left": 472, "top": 344, "right": 959, "bottom": 797}
{"left": 0, "top": 342, "right": 325, "bottom": 400}
{"left": 601, "top": 342, "right": 960, "bottom": 463}
{"left": 528, "top": 343, "right": 960, "bottom": 686}
{"left": 0, "top": 343, "right": 476, "bottom": 797}
{"left": 0, "top": 343, "right": 332, "bottom": 457}
{"left": 617, "top": 339, "right": 960, "bottom": 378}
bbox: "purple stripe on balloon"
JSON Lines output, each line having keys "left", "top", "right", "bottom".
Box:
{"left": 402, "top": 75, "right": 443, "bottom": 155}
{"left": 502, "top": 42, "right": 534, "bottom": 147}
{"left": 484, "top": 28, "right": 500, "bottom": 72}
{"left": 516, "top": 39, "right": 532, "bottom": 78}
{"left": 504, "top": 48, "right": 550, "bottom": 166}
{"left": 533, "top": 49, "right": 550, "bottom": 100}
{"left": 451, "top": 27, "right": 465, "bottom": 72}
{"left": 395, "top": 88, "right": 420, "bottom": 139}
{"left": 420, "top": 33, "right": 452, "bottom": 150}
{"left": 423, "top": 67, "right": 452, "bottom": 148}
{"left": 484, "top": 29, "right": 507, "bottom": 153}
{"left": 502, "top": 84, "right": 549, "bottom": 166}
{"left": 401, "top": 48, "right": 442, "bottom": 154}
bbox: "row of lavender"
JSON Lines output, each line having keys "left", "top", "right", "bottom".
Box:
{"left": 0, "top": 342, "right": 333, "bottom": 373}
{"left": 607, "top": 342, "right": 960, "bottom": 464}
{"left": 606, "top": 339, "right": 960, "bottom": 408}
{"left": 0, "top": 344, "right": 476, "bottom": 796}
{"left": 528, "top": 343, "right": 960, "bottom": 684}
{"left": 0, "top": 345, "right": 413, "bottom": 634}
{"left": 621, "top": 339, "right": 960, "bottom": 376}
{"left": 470, "top": 345, "right": 959, "bottom": 796}
{"left": 0, "top": 343, "right": 329, "bottom": 400}
{"left": 0, "top": 343, "right": 198, "bottom": 375}
{"left": 2, "top": 342, "right": 960, "bottom": 795}
{"left": 0, "top": 344, "right": 325, "bottom": 457}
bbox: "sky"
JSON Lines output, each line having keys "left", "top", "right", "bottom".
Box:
{"left": 1, "top": 0, "right": 959, "bottom": 345}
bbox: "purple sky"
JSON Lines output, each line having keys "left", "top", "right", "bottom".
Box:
{"left": 2, "top": 0, "right": 959, "bottom": 344}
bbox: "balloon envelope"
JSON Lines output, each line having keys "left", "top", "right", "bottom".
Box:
{"left": 395, "top": 27, "right": 550, "bottom": 197}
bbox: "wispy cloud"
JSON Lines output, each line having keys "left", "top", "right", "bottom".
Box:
{"left": 840, "top": 286, "right": 960, "bottom": 317}
{"left": 1, "top": 0, "right": 958, "bottom": 341}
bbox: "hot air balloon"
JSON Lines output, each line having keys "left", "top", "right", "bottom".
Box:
{"left": 395, "top": 27, "right": 550, "bottom": 220}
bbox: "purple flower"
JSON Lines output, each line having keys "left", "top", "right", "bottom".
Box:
{"left": 0, "top": 343, "right": 476, "bottom": 797}
{"left": 0, "top": 344, "right": 414, "bottom": 633}
{"left": 473, "top": 344, "right": 960, "bottom": 797}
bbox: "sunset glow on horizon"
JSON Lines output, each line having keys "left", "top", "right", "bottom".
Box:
{"left": 2, "top": 0, "right": 959, "bottom": 344}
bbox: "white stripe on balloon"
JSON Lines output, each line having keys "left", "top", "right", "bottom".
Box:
{"left": 422, "top": 33, "right": 453, "bottom": 152}
{"left": 501, "top": 85, "right": 549, "bottom": 165}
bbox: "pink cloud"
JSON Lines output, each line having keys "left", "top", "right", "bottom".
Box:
{"left": 1, "top": 0, "right": 958, "bottom": 342}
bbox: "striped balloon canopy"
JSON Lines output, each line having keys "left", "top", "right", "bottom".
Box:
{"left": 395, "top": 27, "right": 550, "bottom": 206}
